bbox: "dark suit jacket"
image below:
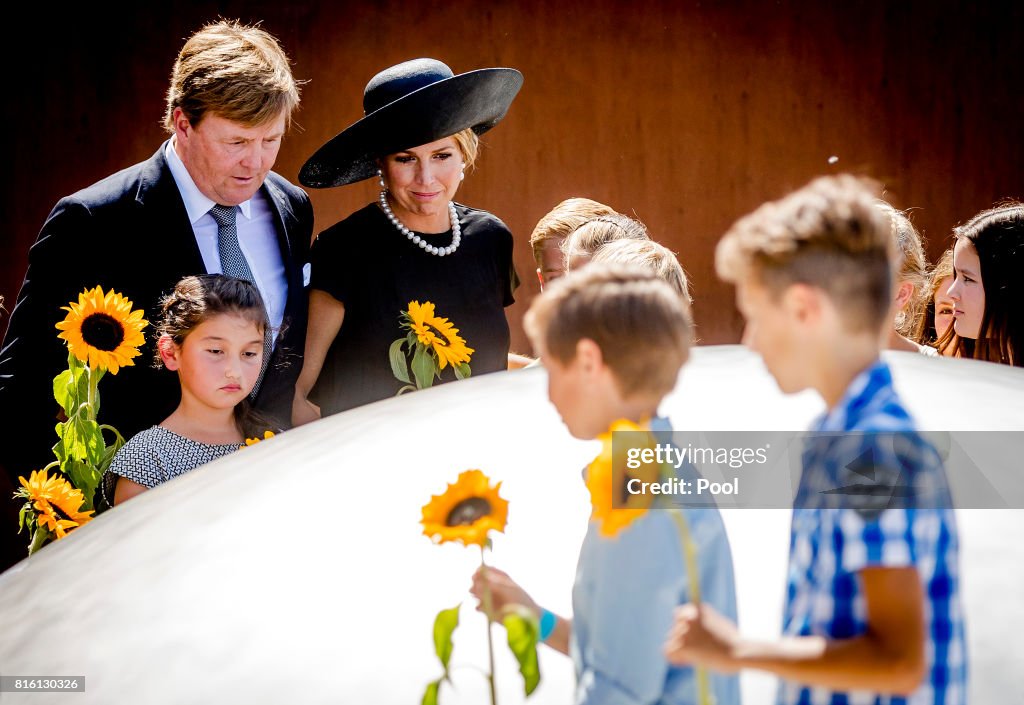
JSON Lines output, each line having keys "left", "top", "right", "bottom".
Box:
{"left": 0, "top": 142, "right": 313, "bottom": 484}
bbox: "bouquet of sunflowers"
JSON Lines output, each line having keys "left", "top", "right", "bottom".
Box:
{"left": 14, "top": 286, "right": 147, "bottom": 554}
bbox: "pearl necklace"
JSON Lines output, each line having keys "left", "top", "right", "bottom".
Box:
{"left": 379, "top": 191, "right": 461, "bottom": 256}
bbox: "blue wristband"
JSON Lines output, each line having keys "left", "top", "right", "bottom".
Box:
{"left": 538, "top": 608, "right": 557, "bottom": 642}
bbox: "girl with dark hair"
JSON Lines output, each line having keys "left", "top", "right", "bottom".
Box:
{"left": 942, "top": 203, "right": 1024, "bottom": 365}
{"left": 104, "top": 275, "right": 273, "bottom": 505}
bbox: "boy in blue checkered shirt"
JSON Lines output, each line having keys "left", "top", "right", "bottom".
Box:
{"left": 664, "top": 175, "right": 966, "bottom": 705}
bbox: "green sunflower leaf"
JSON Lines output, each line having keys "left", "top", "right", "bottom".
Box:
{"left": 411, "top": 345, "right": 436, "bottom": 389}
{"left": 433, "top": 604, "right": 460, "bottom": 670}
{"left": 18, "top": 501, "right": 33, "bottom": 533}
{"left": 98, "top": 437, "right": 121, "bottom": 475}
{"left": 75, "top": 360, "right": 90, "bottom": 408}
{"left": 421, "top": 679, "right": 441, "bottom": 705}
{"left": 454, "top": 362, "right": 472, "bottom": 381}
{"left": 62, "top": 414, "right": 104, "bottom": 466}
{"left": 53, "top": 369, "right": 75, "bottom": 417}
{"left": 89, "top": 366, "right": 105, "bottom": 416}
{"left": 503, "top": 608, "right": 542, "bottom": 695}
{"left": 389, "top": 338, "right": 412, "bottom": 384}
{"left": 52, "top": 426, "right": 67, "bottom": 464}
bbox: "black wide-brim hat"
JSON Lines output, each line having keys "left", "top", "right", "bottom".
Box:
{"left": 299, "top": 58, "right": 523, "bottom": 189}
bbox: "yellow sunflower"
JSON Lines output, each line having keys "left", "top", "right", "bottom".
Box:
{"left": 421, "top": 469, "right": 509, "bottom": 547}
{"left": 586, "top": 419, "right": 660, "bottom": 538}
{"left": 406, "top": 300, "right": 474, "bottom": 370}
{"left": 35, "top": 505, "right": 81, "bottom": 540}
{"left": 244, "top": 430, "right": 275, "bottom": 446}
{"left": 18, "top": 468, "right": 94, "bottom": 539}
{"left": 56, "top": 286, "right": 148, "bottom": 373}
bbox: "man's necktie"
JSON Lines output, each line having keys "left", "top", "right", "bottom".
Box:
{"left": 209, "top": 204, "right": 273, "bottom": 399}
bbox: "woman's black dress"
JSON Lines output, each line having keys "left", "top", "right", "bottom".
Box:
{"left": 308, "top": 202, "right": 519, "bottom": 415}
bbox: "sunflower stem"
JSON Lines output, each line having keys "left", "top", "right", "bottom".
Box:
{"left": 98, "top": 424, "right": 125, "bottom": 445}
{"left": 479, "top": 546, "right": 498, "bottom": 705}
{"left": 27, "top": 527, "right": 49, "bottom": 556}
{"left": 660, "top": 434, "right": 712, "bottom": 705}
{"left": 86, "top": 364, "right": 100, "bottom": 421}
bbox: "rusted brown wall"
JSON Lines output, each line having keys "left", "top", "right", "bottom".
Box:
{"left": 2, "top": 1, "right": 1022, "bottom": 351}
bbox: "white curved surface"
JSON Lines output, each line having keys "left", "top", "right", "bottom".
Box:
{"left": 1, "top": 345, "right": 1021, "bottom": 704}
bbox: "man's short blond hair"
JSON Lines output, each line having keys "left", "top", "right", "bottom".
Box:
{"left": 525, "top": 264, "right": 693, "bottom": 400}
{"left": 164, "top": 20, "right": 301, "bottom": 132}
{"left": 591, "top": 239, "right": 692, "bottom": 303}
{"left": 716, "top": 175, "right": 894, "bottom": 333}
{"left": 529, "top": 198, "right": 617, "bottom": 269}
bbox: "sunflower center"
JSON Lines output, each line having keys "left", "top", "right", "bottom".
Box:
{"left": 423, "top": 322, "right": 450, "bottom": 346}
{"left": 80, "top": 313, "right": 126, "bottom": 351}
{"left": 619, "top": 474, "right": 632, "bottom": 505}
{"left": 50, "top": 501, "right": 72, "bottom": 521}
{"left": 445, "top": 497, "right": 492, "bottom": 526}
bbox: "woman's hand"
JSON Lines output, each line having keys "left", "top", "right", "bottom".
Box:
{"left": 291, "top": 391, "right": 321, "bottom": 427}
{"left": 291, "top": 290, "right": 345, "bottom": 426}
{"left": 470, "top": 565, "right": 539, "bottom": 620}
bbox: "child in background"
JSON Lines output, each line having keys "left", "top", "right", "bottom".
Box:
{"left": 916, "top": 247, "right": 955, "bottom": 355}
{"left": 665, "top": 175, "right": 966, "bottom": 705}
{"left": 562, "top": 213, "right": 650, "bottom": 270}
{"left": 472, "top": 264, "right": 739, "bottom": 705}
{"left": 942, "top": 203, "right": 1024, "bottom": 366}
{"left": 508, "top": 198, "right": 618, "bottom": 368}
{"left": 104, "top": 275, "right": 273, "bottom": 505}
{"left": 879, "top": 203, "right": 936, "bottom": 355}
{"left": 530, "top": 197, "right": 617, "bottom": 289}
{"left": 591, "top": 238, "right": 693, "bottom": 303}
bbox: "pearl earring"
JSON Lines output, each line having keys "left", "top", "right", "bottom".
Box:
{"left": 460, "top": 168, "right": 465, "bottom": 181}
{"left": 378, "top": 169, "right": 386, "bottom": 190}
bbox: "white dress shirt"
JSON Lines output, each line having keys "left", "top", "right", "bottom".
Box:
{"left": 164, "top": 141, "right": 288, "bottom": 346}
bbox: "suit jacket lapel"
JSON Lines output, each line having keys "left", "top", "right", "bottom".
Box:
{"left": 133, "top": 141, "right": 206, "bottom": 278}
{"left": 262, "top": 176, "right": 303, "bottom": 323}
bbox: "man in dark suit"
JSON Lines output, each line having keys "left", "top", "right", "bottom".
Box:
{"left": 0, "top": 20, "right": 312, "bottom": 563}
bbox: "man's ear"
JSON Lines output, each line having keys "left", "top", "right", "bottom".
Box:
{"left": 574, "top": 338, "right": 604, "bottom": 375}
{"left": 171, "top": 107, "right": 192, "bottom": 142}
{"left": 158, "top": 335, "right": 181, "bottom": 371}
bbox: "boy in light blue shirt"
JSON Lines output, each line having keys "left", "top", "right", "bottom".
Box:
{"left": 472, "top": 264, "right": 740, "bottom": 705}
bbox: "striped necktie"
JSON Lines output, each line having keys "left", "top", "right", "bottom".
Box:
{"left": 209, "top": 204, "right": 273, "bottom": 399}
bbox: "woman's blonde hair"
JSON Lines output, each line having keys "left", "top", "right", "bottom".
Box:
{"left": 451, "top": 128, "right": 480, "bottom": 170}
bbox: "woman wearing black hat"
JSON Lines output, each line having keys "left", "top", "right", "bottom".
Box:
{"left": 292, "top": 59, "right": 523, "bottom": 423}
